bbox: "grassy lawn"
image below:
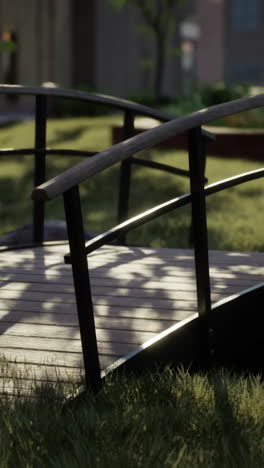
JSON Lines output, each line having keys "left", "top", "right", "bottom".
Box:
{"left": 0, "top": 115, "right": 263, "bottom": 251}
{"left": 1, "top": 359, "right": 264, "bottom": 468}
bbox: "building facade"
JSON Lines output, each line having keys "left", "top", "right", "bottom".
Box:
{"left": 0, "top": 0, "right": 263, "bottom": 109}
{"left": 0, "top": 0, "right": 188, "bottom": 101}
{"left": 196, "top": 0, "right": 264, "bottom": 85}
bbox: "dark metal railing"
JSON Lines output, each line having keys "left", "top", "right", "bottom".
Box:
{"left": 31, "top": 92, "right": 264, "bottom": 392}
{"left": 2, "top": 86, "right": 264, "bottom": 392}
{"left": 117, "top": 110, "right": 135, "bottom": 228}
{"left": 62, "top": 167, "right": 263, "bottom": 259}
{"left": 0, "top": 85, "right": 211, "bottom": 246}
{"left": 63, "top": 185, "right": 101, "bottom": 390}
{"left": 187, "top": 127, "right": 211, "bottom": 354}
{"left": 33, "top": 95, "right": 47, "bottom": 243}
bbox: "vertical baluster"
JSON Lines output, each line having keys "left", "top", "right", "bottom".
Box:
{"left": 187, "top": 127, "right": 212, "bottom": 359}
{"left": 63, "top": 185, "right": 101, "bottom": 391}
{"left": 117, "top": 110, "right": 135, "bottom": 244}
{"left": 188, "top": 132, "right": 208, "bottom": 247}
{"left": 33, "top": 95, "right": 47, "bottom": 243}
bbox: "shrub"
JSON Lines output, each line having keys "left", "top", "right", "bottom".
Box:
{"left": 126, "top": 91, "right": 160, "bottom": 108}
{"left": 200, "top": 81, "right": 249, "bottom": 107}
{"left": 51, "top": 84, "right": 112, "bottom": 117}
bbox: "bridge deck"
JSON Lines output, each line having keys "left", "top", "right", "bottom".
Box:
{"left": 0, "top": 243, "right": 263, "bottom": 395}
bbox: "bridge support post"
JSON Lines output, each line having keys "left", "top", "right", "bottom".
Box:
{"left": 188, "top": 127, "right": 213, "bottom": 359}
{"left": 117, "top": 110, "right": 135, "bottom": 244}
{"left": 33, "top": 95, "right": 47, "bottom": 243}
{"left": 63, "top": 185, "right": 101, "bottom": 392}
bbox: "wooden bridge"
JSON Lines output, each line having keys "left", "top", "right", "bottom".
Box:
{"left": 0, "top": 86, "right": 263, "bottom": 396}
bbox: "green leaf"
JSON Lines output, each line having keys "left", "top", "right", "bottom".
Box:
{"left": 168, "top": 46, "right": 181, "bottom": 57}
{"left": 139, "top": 58, "right": 154, "bottom": 69}
{"left": 135, "top": 24, "right": 151, "bottom": 35}
{"left": 108, "top": 0, "right": 128, "bottom": 11}
{"left": 167, "top": 19, "right": 176, "bottom": 35}
{"left": 0, "top": 40, "right": 17, "bottom": 53}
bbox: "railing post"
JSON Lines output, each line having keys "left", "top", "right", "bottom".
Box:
{"left": 63, "top": 185, "right": 101, "bottom": 392}
{"left": 187, "top": 127, "right": 212, "bottom": 358}
{"left": 117, "top": 110, "right": 135, "bottom": 243}
{"left": 33, "top": 95, "right": 47, "bottom": 243}
{"left": 188, "top": 133, "right": 208, "bottom": 247}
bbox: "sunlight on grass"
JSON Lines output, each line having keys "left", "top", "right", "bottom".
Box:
{"left": 0, "top": 117, "right": 263, "bottom": 251}
{"left": 46, "top": 115, "right": 122, "bottom": 152}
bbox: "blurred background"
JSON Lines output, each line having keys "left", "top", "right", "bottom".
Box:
{"left": 0, "top": 0, "right": 263, "bottom": 110}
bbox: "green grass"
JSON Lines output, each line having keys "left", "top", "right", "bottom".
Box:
{"left": 0, "top": 116, "right": 263, "bottom": 251}
{"left": 1, "top": 358, "right": 264, "bottom": 468}
{"left": 0, "top": 117, "right": 263, "bottom": 466}
{"left": 212, "top": 108, "right": 264, "bottom": 128}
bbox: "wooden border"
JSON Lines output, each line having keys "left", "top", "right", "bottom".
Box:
{"left": 112, "top": 125, "right": 264, "bottom": 161}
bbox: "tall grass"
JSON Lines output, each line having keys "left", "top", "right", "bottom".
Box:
{"left": 0, "top": 357, "right": 264, "bottom": 468}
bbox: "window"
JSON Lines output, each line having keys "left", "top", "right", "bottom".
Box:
{"left": 231, "top": 0, "right": 258, "bottom": 31}
{"left": 226, "top": 61, "right": 261, "bottom": 84}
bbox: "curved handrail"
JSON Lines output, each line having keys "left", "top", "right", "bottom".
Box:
{"left": 0, "top": 84, "right": 213, "bottom": 141}
{"left": 62, "top": 167, "right": 263, "bottom": 260}
{"left": 0, "top": 84, "right": 175, "bottom": 122}
{"left": 0, "top": 83, "right": 212, "bottom": 161}
{"left": 32, "top": 93, "right": 264, "bottom": 201}
{"left": 0, "top": 148, "right": 98, "bottom": 157}
{"left": 0, "top": 84, "right": 212, "bottom": 244}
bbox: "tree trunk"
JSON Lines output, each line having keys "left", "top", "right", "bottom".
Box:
{"left": 154, "top": 33, "right": 166, "bottom": 102}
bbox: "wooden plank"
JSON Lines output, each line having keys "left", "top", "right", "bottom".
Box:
{"left": 0, "top": 243, "right": 199, "bottom": 256}
{"left": 5, "top": 245, "right": 262, "bottom": 268}
{"left": 0, "top": 298, "right": 76, "bottom": 313}
{"left": 0, "top": 286, "right": 259, "bottom": 317}
{"left": 0, "top": 245, "right": 264, "bottom": 271}
{"left": 0, "top": 277, "right": 259, "bottom": 299}
{"left": 0, "top": 347, "right": 84, "bottom": 368}
{"left": 0, "top": 335, "right": 134, "bottom": 356}
{"left": 0, "top": 322, "right": 156, "bottom": 345}
{"left": 0, "top": 348, "right": 125, "bottom": 369}
{"left": 0, "top": 281, "right": 75, "bottom": 294}
{"left": 1, "top": 245, "right": 262, "bottom": 266}
{"left": 0, "top": 310, "right": 177, "bottom": 333}
{"left": 0, "top": 287, "right": 198, "bottom": 302}
{"left": 0, "top": 362, "right": 83, "bottom": 381}
{"left": 0, "top": 350, "right": 120, "bottom": 371}
{"left": 0, "top": 284, "right": 258, "bottom": 316}
{"left": 0, "top": 295, "right": 196, "bottom": 313}
{"left": 0, "top": 279, "right": 256, "bottom": 300}
{"left": 0, "top": 291, "right": 229, "bottom": 312}
{"left": 0, "top": 269, "right": 261, "bottom": 290}
{"left": 0, "top": 243, "right": 263, "bottom": 396}
{"left": 0, "top": 299, "right": 196, "bottom": 320}
{"left": 0, "top": 272, "right": 74, "bottom": 285}
{"left": 0, "top": 355, "right": 119, "bottom": 379}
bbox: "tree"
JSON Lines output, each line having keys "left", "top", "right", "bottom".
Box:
{"left": 109, "top": 0, "right": 184, "bottom": 101}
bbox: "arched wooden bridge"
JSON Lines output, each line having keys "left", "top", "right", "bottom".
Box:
{"left": 0, "top": 85, "right": 263, "bottom": 396}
